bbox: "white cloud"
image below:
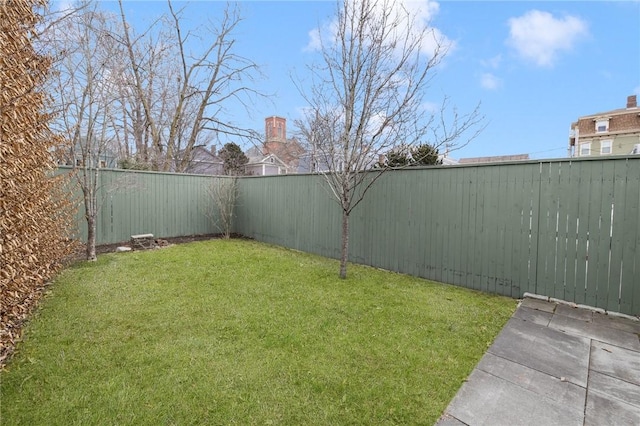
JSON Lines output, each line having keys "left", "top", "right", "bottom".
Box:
{"left": 480, "top": 73, "right": 501, "bottom": 90}
{"left": 395, "top": 0, "right": 453, "bottom": 56}
{"left": 304, "top": 0, "right": 453, "bottom": 57}
{"left": 420, "top": 101, "right": 439, "bottom": 113}
{"left": 507, "top": 10, "right": 588, "bottom": 67}
{"left": 304, "top": 28, "right": 322, "bottom": 52}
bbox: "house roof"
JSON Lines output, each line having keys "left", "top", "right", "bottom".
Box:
{"left": 246, "top": 153, "right": 287, "bottom": 167}
{"left": 578, "top": 106, "right": 640, "bottom": 120}
{"left": 441, "top": 156, "right": 458, "bottom": 166}
{"left": 459, "top": 154, "right": 529, "bottom": 164}
{"left": 188, "top": 146, "right": 222, "bottom": 162}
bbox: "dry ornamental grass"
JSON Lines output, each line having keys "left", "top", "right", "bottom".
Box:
{"left": 0, "top": 0, "right": 78, "bottom": 369}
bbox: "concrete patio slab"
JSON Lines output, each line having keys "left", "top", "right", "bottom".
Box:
{"left": 585, "top": 390, "right": 640, "bottom": 426}
{"left": 437, "top": 298, "right": 640, "bottom": 426}
{"left": 476, "top": 353, "right": 585, "bottom": 408}
{"left": 445, "top": 369, "right": 583, "bottom": 426}
{"left": 588, "top": 370, "right": 640, "bottom": 408}
{"left": 549, "top": 314, "right": 640, "bottom": 351}
{"left": 590, "top": 340, "right": 640, "bottom": 385}
{"left": 512, "top": 306, "right": 553, "bottom": 326}
{"left": 554, "top": 303, "right": 594, "bottom": 322}
{"left": 592, "top": 312, "right": 640, "bottom": 334}
{"left": 488, "top": 317, "right": 590, "bottom": 387}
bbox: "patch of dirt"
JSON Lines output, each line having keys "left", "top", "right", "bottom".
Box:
{"left": 70, "top": 233, "right": 250, "bottom": 261}
{"left": 96, "top": 234, "right": 251, "bottom": 254}
{"left": 96, "top": 233, "right": 223, "bottom": 255}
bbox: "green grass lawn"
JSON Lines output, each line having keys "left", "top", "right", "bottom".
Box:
{"left": 1, "top": 240, "right": 515, "bottom": 425}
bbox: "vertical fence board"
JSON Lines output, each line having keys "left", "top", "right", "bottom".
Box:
{"left": 554, "top": 163, "right": 569, "bottom": 300}
{"left": 458, "top": 167, "right": 471, "bottom": 287}
{"left": 503, "top": 165, "right": 519, "bottom": 297}
{"left": 573, "top": 163, "right": 590, "bottom": 306}
{"left": 619, "top": 161, "right": 640, "bottom": 313}
{"left": 584, "top": 161, "right": 603, "bottom": 307}
{"left": 426, "top": 170, "right": 439, "bottom": 280}
{"left": 632, "top": 165, "right": 640, "bottom": 315}
{"left": 453, "top": 168, "right": 466, "bottom": 286}
{"left": 608, "top": 160, "right": 628, "bottom": 312}
{"left": 596, "top": 162, "right": 616, "bottom": 310}
{"left": 495, "top": 166, "right": 508, "bottom": 295}
{"left": 562, "top": 161, "right": 581, "bottom": 304}
{"left": 472, "top": 167, "right": 486, "bottom": 291}
{"left": 441, "top": 169, "right": 453, "bottom": 284}
{"left": 536, "top": 162, "right": 554, "bottom": 298}
{"left": 486, "top": 166, "right": 501, "bottom": 295}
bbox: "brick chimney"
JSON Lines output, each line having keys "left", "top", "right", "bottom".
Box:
{"left": 627, "top": 95, "right": 637, "bottom": 109}
{"left": 265, "top": 116, "right": 286, "bottom": 142}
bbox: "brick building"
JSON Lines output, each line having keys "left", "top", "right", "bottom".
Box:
{"left": 569, "top": 95, "right": 640, "bottom": 157}
{"left": 263, "top": 116, "right": 304, "bottom": 168}
{"left": 245, "top": 116, "right": 304, "bottom": 175}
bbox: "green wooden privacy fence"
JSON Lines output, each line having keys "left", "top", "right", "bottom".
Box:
{"left": 57, "top": 166, "right": 218, "bottom": 244}
{"left": 57, "top": 157, "right": 640, "bottom": 315}
{"left": 235, "top": 157, "right": 640, "bottom": 316}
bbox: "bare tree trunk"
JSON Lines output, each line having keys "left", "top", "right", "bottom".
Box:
{"left": 83, "top": 188, "right": 97, "bottom": 261}
{"left": 85, "top": 215, "right": 97, "bottom": 261}
{"left": 339, "top": 209, "right": 349, "bottom": 279}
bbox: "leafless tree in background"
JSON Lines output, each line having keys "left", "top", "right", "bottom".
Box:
{"left": 117, "top": 0, "right": 264, "bottom": 172}
{"left": 45, "top": 2, "right": 124, "bottom": 261}
{"left": 40, "top": 0, "right": 266, "bottom": 258}
{"left": 296, "top": 0, "right": 484, "bottom": 278}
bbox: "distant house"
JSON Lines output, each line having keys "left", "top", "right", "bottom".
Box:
{"left": 569, "top": 95, "right": 640, "bottom": 157}
{"left": 245, "top": 153, "right": 290, "bottom": 176}
{"left": 182, "top": 146, "right": 224, "bottom": 175}
{"left": 440, "top": 155, "right": 459, "bottom": 166}
{"left": 296, "top": 150, "right": 337, "bottom": 173}
{"left": 458, "top": 154, "right": 529, "bottom": 164}
{"left": 59, "top": 139, "right": 119, "bottom": 168}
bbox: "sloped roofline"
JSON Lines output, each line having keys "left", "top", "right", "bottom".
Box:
{"left": 579, "top": 106, "right": 640, "bottom": 120}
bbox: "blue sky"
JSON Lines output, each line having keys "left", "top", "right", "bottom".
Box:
{"left": 59, "top": 1, "right": 640, "bottom": 160}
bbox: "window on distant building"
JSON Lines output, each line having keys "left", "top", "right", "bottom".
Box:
{"left": 579, "top": 142, "right": 591, "bottom": 156}
{"left": 595, "top": 119, "right": 609, "bottom": 133}
{"left": 600, "top": 139, "right": 612, "bottom": 155}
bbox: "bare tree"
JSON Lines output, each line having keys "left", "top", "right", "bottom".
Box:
{"left": 41, "top": 0, "right": 264, "bottom": 258}
{"left": 207, "top": 178, "right": 239, "bottom": 239}
{"left": 297, "top": 0, "right": 484, "bottom": 278}
{"left": 42, "top": 2, "right": 145, "bottom": 261}
{"left": 117, "top": 0, "right": 264, "bottom": 172}
{"left": 45, "top": 2, "right": 127, "bottom": 261}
